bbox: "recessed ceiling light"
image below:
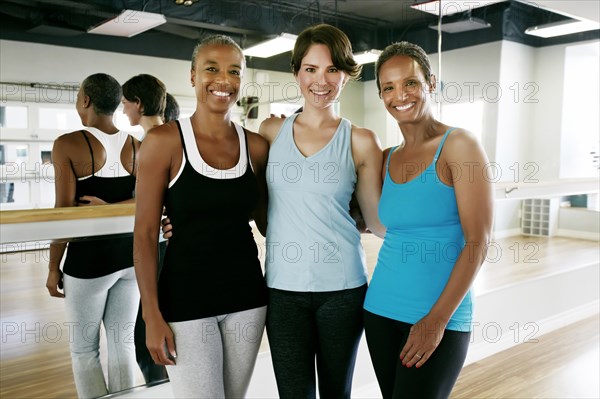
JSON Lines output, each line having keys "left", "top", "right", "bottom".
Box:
{"left": 87, "top": 10, "right": 167, "bottom": 38}
{"left": 243, "top": 33, "right": 298, "bottom": 58}
{"left": 353, "top": 49, "right": 382, "bottom": 65}
{"left": 429, "top": 17, "right": 492, "bottom": 33}
{"left": 525, "top": 19, "right": 600, "bottom": 38}
{"left": 411, "top": 0, "right": 506, "bottom": 16}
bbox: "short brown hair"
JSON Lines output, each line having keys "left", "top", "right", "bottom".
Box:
{"left": 122, "top": 74, "right": 166, "bottom": 117}
{"left": 291, "top": 24, "right": 361, "bottom": 80}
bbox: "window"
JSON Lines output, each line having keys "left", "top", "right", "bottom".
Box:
{"left": 441, "top": 100, "right": 484, "bottom": 142}
{"left": 38, "top": 107, "right": 82, "bottom": 130}
{"left": 0, "top": 105, "right": 28, "bottom": 128}
{"left": 114, "top": 110, "right": 143, "bottom": 138}
{"left": 560, "top": 42, "right": 600, "bottom": 178}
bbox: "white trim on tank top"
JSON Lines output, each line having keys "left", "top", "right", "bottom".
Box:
{"left": 76, "top": 127, "right": 133, "bottom": 180}
{"left": 168, "top": 118, "right": 253, "bottom": 188}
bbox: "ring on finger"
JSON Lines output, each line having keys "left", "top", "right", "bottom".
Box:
{"left": 415, "top": 354, "right": 422, "bottom": 359}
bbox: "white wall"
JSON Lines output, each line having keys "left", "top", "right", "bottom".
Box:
{"left": 560, "top": 41, "right": 600, "bottom": 178}
{"left": 529, "top": 44, "right": 566, "bottom": 180}
{"left": 0, "top": 40, "right": 195, "bottom": 106}
{"left": 430, "top": 41, "right": 503, "bottom": 162}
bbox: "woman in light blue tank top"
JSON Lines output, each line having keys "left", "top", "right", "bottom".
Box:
{"left": 363, "top": 42, "right": 493, "bottom": 398}
{"left": 259, "top": 24, "right": 385, "bottom": 399}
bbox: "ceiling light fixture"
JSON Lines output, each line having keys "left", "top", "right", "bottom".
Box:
{"left": 411, "top": 0, "right": 505, "bottom": 16}
{"left": 429, "top": 17, "right": 492, "bottom": 33}
{"left": 87, "top": 10, "right": 167, "bottom": 37}
{"left": 525, "top": 19, "right": 600, "bottom": 38}
{"left": 175, "top": 0, "right": 200, "bottom": 5}
{"left": 243, "top": 33, "right": 298, "bottom": 58}
{"left": 353, "top": 49, "right": 382, "bottom": 65}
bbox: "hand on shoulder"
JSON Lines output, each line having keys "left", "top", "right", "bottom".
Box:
{"left": 259, "top": 115, "right": 286, "bottom": 144}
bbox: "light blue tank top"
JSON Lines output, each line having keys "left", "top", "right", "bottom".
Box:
{"left": 265, "top": 114, "right": 367, "bottom": 291}
{"left": 364, "top": 128, "right": 472, "bottom": 332}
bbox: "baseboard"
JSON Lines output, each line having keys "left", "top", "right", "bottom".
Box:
{"left": 556, "top": 229, "right": 600, "bottom": 241}
{"left": 492, "top": 228, "right": 522, "bottom": 239}
{"left": 465, "top": 300, "right": 599, "bottom": 366}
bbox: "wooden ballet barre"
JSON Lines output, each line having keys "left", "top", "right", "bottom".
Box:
{"left": 0, "top": 204, "right": 136, "bottom": 244}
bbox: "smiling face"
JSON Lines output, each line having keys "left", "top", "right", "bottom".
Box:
{"left": 378, "top": 55, "right": 436, "bottom": 125}
{"left": 190, "top": 44, "right": 244, "bottom": 113}
{"left": 295, "top": 44, "right": 348, "bottom": 110}
{"left": 121, "top": 97, "right": 141, "bottom": 126}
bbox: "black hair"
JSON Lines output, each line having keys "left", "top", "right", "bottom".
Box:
{"left": 81, "top": 73, "right": 121, "bottom": 115}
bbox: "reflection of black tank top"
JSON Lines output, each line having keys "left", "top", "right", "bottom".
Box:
{"left": 158, "top": 119, "right": 267, "bottom": 322}
{"left": 62, "top": 130, "right": 136, "bottom": 279}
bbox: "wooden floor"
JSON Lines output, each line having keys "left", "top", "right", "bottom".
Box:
{"left": 1, "top": 235, "right": 598, "bottom": 398}
{"left": 452, "top": 314, "right": 599, "bottom": 399}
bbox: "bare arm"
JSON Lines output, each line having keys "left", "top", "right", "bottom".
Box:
{"left": 46, "top": 135, "right": 78, "bottom": 298}
{"left": 402, "top": 130, "right": 493, "bottom": 368}
{"left": 247, "top": 131, "right": 270, "bottom": 236}
{"left": 352, "top": 126, "right": 386, "bottom": 238}
{"left": 133, "top": 125, "right": 177, "bottom": 365}
{"left": 258, "top": 115, "right": 285, "bottom": 146}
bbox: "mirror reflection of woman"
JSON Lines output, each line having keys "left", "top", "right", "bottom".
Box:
{"left": 46, "top": 73, "right": 140, "bottom": 399}
{"left": 121, "top": 74, "right": 173, "bottom": 385}
{"left": 122, "top": 74, "right": 168, "bottom": 139}
{"left": 133, "top": 35, "right": 269, "bottom": 398}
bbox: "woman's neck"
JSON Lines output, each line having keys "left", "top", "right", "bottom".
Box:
{"left": 85, "top": 114, "right": 119, "bottom": 134}
{"left": 191, "top": 109, "right": 233, "bottom": 137}
{"left": 398, "top": 115, "right": 445, "bottom": 146}
{"left": 297, "top": 103, "right": 339, "bottom": 128}
{"left": 140, "top": 115, "right": 165, "bottom": 134}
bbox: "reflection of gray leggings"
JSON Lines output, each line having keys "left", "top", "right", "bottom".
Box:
{"left": 63, "top": 267, "right": 139, "bottom": 399}
{"left": 166, "top": 306, "right": 267, "bottom": 399}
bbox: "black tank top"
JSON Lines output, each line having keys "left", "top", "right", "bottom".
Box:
{"left": 62, "top": 130, "right": 136, "bottom": 279}
{"left": 158, "top": 119, "right": 267, "bottom": 322}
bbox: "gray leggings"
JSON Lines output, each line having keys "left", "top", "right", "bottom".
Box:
{"left": 63, "top": 267, "right": 139, "bottom": 399}
{"left": 166, "top": 306, "right": 267, "bottom": 399}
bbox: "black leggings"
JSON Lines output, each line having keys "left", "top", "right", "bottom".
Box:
{"left": 364, "top": 310, "right": 470, "bottom": 399}
{"left": 266, "top": 284, "right": 367, "bottom": 399}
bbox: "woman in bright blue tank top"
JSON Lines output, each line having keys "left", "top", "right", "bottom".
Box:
{"left": 363, "top": 42, "right": 493, "bottom": 398}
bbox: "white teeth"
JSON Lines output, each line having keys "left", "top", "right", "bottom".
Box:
{"left": 212, "top": 91, "right": 230, "bottom": 97}
{"left": 395, "top": 103, "right": 414, "bottom": 111}
{"left": 311, "top": 90, "right": 329, "bottom": 96}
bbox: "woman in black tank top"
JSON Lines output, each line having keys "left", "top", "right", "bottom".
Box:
{"left": 46, "top": 73, "right": 141, "bottom": 398}
{"left": 133, "top": 35, "right": 269, "bottom": 397}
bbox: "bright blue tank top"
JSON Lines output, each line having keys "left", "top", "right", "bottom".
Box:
{"left": 364, "top": 128, "right": 472, "bottom": 331}
{"left": 265, "top": 114, "right": 367, "bottom": 292}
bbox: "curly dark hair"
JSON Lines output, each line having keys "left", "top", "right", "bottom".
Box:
{"left": 81, "top": 73, "right": 121, "bottom": 115}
